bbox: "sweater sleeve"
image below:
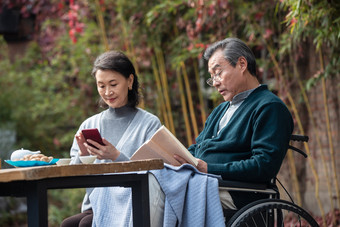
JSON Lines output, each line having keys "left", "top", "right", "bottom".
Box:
{"left": 188, "top": 104, "right": 224, "bottom": 156}
{"left": 207, "top": 102, "right": 293, "bottom": 183}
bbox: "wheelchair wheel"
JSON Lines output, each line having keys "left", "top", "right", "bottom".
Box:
{"left": 227, "top": 199, "right": 319, "bottom": 227}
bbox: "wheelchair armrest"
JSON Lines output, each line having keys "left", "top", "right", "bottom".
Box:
{"left": 218, "top": 179, "right": 269, "bottom": 190}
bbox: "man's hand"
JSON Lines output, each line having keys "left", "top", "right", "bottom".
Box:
{"left": 174, "top": 154, "right": 208, "bottom": 173}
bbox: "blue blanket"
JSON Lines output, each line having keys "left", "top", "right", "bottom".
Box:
{"left": 90, "top": 164, "right": 225, "bottom": 227}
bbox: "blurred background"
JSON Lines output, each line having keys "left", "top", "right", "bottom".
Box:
{"left": 0, "top": 0, "right": 339, "bottom": 226}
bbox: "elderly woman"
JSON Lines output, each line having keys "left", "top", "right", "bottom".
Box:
{"left": 61, "top": 51, "right": 162, "bottom": 227}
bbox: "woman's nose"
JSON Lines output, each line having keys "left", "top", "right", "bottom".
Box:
{"left": 105, "top": 88, "right": 112, "bottom": 95}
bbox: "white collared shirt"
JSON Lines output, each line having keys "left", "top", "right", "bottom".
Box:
{"left": 218, "top": 87, "right": 257, "bottom": 134}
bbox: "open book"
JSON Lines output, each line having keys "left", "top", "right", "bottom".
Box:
{"left": 131, "top": 125, "right": 198, "bottom": 166}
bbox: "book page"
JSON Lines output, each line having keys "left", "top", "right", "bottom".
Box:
{"left": 151, "top": 126, "right": 198, "bottom": 166}
{"left": 130, "top": 139, "right": 181, "bottom": 166}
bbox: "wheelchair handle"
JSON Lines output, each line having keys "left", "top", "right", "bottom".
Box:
{"left": 290, "top": 135, "right": 309, "bottom": 142}
{"left": 289, "top": 134, "right": 309, "bottom": 158}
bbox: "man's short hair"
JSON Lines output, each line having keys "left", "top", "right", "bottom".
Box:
{"left": 204, "top": 38, "right": 257, "bottom": 77}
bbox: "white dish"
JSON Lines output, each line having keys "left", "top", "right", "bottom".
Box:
{"left": 56, "top": 158, "right": 71, "bottom": 166}
{"left": 79, "top": 156, "right": 97, "bottom": 164}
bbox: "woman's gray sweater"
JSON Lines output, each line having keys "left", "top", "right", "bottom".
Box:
{"left": 70, "top": 106, "right": 161, "bottom": 212}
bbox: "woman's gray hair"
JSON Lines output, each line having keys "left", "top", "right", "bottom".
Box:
{"left": 203, "top": 38, "right": 257, "bottom": 77}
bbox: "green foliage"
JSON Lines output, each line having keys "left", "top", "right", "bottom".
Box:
{"left": 0, "top": 198, "right": 27, "bottom": 226}
{"left": 0, "top": 19, "right": 104, "bottom": 156}
{"left": 0, "top": 39, "right": 13, "bottom": 124}
{"left": 0, "top": 15, "right": 105, "bottom": 224}
{"left": 1, "top": 0, "right": 338, "bottom": 156}
{"left": 48, "top": 188, "right": 85, "bottom": 226}
{"left": 280, "top": 0, "right": 340, "bottom": 89}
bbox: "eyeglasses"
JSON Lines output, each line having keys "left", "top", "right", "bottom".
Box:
{"left": 206, "top": 68, "right": 226, "bottom": 86}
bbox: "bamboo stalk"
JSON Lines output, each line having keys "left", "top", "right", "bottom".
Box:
{"left": 319, "top": 51, "right": 340, "bottom": 211}
{"left": 321, "top": 77, "right": 340, "bottom": 209}
{"left": 176, "top": 68, "right": 192, "bottom": 146}
{"left": 267, "top": 44, "right": 326, "bottom": 225}
{"left": 193, "top": 61, "right": 207, "bottom": 125}
{"left": 180, "top": 61, "right": 199, "bottom": 138}
{"left": 116, "top": 1, "right": 134, "bottom": 67}
{"left": 290, "top": 51, "right": 335, "bottom": 212}
{"left": 172, "top": 24, "right": 200, "bottom": 139}
{"left": 286, "top": 149, "right": 302, "bottom": 205}
{"left": 94, "top": 0, "right": 109, "bottom": 51}
{"left": 266, "top": 45, "right": 303, "bottom": 204}
{"left": 270, "top": 67, "right": 302, "bottom": 203}
{"left": 151, "top": 55, "right": 169, "bottom": 127}
{"left": 287, "top": 91, "right": 326, "bottom": 226}
{"left": 125, "top": 46, "right": 145, "bottom": 109}
{"left": 116, "top": 18, "right": 140, "bottom": 81}
{"left": 273, "top": 69, "right": 302, "bottom": 205}
{"left": 115, "top": 7, "right": 145, "bottom": 109}
{"left": 155, "top": 48, "right": 175, "bottom": 135}
{"left": 297, "top": 79, "right": 335, "bottom": 211}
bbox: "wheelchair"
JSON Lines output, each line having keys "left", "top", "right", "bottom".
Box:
{"left": 218, "top": 135, "right": 320, "bottom": 227}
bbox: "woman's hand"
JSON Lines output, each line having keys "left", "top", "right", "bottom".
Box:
{"left": 75, "top": 132, "right": 90, "bottom": 156}
{"left": 83, "top": 138, "right": 120, "bottom": 161}
{"left": 174, "top": 154, "right": 208, "bottom": 173}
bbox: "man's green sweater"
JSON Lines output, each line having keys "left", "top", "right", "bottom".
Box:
{"left": 188, "top": 85, "right": 294, "bottom": 208}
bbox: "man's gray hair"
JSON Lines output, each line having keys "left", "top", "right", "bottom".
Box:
{"left": 203, "top": 38, "right": 257, "bottom": 77}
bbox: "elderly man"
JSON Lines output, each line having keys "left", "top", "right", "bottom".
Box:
{"left": 175, "top": 37, "right": 294, "bottom": 209}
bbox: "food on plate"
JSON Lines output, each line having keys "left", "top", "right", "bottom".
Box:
{"left": 14, "top": 153, "right": 54, "bottom": 162}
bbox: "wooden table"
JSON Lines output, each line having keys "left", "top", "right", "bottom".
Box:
{"left": 0, "top": 159, "right": 164, "bottom": 227}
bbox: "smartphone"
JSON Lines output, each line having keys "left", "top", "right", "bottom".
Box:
{"left": 81, "top": 128, "right": 105, "bottom": 148}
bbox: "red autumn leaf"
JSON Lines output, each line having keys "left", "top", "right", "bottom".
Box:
{"left": 263, "top": 28, "right": 274, "bottom": 39}
{"left": 289, "top": 17, "right": 297, "bottom": 27}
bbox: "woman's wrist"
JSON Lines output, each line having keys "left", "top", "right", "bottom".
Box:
{"left": 110, "top": 148, "right": 121, "bottom": 161}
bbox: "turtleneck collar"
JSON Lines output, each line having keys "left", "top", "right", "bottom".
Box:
{"left": 106, "top": 105, "right": 137, "bottom": 118}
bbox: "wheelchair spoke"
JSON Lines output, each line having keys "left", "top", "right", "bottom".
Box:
{"left": 227, "top": 199, "right": 319, "bottom": 227}
{"left": 259, "top": 212, "right": 267, "bottom": 227}
{"left": 250, "top": 217, "right": 256, "bottom": 226}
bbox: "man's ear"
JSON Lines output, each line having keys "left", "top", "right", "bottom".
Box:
{"left": 238, "top": 57, "right": 248, "bottom": 72}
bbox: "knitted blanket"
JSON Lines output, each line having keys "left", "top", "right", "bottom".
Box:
{"left": 90, "top": 164, "right": 225, "bottom": 227}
